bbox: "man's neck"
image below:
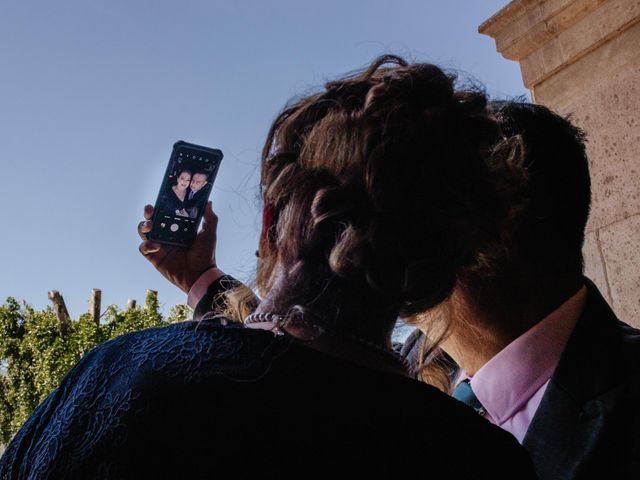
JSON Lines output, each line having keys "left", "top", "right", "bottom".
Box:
{"left": 422, "top": 279, "right": 584, "bottom": 376}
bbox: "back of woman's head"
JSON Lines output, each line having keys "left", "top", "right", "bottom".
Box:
{"left": 254, "top": 55, "right": 522, "bottom": 334}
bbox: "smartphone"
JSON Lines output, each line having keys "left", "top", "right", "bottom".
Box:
{"left": 147, "top": 141, "right": 223, "bottom": 248}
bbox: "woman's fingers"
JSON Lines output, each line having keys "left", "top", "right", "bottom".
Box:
{"left": 139, "top": 240, "right": 162, "bottom": 256}
{"left": 144, "top": 204, "right": 154, "bottom": 220}
{"left": 138, "top": 204, "right": 154, "bottom": 240}
{"left": 138, "top": 220, "right": 152, "bottom": 241}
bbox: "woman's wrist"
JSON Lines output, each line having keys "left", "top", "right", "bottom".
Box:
{"left": 187, "top": 266, "right": 226, "bottom": 309}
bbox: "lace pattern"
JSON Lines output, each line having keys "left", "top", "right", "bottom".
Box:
{"left": 0, "top": 319, "right": 286, "bottom": 479}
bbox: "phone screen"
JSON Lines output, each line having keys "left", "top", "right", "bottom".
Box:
{"left": 148, "top": 141, "right": 223, "bottom": 247}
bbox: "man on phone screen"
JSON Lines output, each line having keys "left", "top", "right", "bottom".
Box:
{"left": 185, "top": 172, "right": 209, "bottom": 218}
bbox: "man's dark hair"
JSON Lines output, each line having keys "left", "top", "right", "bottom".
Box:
{"left": 413, "top": 101, "right": 593, "bottom": 390}
{"left": 491, "top": 100, "right": 591, "bottom": 277}
{"left": 453, "top": 100, "right": 592, "bottom": 332}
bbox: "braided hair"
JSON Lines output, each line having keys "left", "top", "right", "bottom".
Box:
{"left": 232, "top": 55, "right": 525, "bottom": 343}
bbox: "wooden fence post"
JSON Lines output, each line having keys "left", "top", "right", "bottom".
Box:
{"left": 89, "top": 288, "right": 102, "bottom": 325}
{"left": 48, "top": 290, "right": 70, "bottom": 336}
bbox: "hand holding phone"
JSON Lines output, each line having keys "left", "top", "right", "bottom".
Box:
{"left": 138, "top": 202, "right": 219, "bottom": 294}
{"left": 137, "top": 141, "right": 223, "bottom": 293}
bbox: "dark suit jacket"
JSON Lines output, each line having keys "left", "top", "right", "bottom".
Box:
{"left": 184, "top": 187, "right": 208, "bottom": 218}
{"left": 522, "top": 279, "right": 640, "bottom": 479}
{"left": 402, "top": 279, "right": 640, "bottom": 479}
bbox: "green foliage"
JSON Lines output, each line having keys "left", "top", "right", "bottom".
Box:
{"left": 0, "top": 293, "right": 191, "bottom": 445}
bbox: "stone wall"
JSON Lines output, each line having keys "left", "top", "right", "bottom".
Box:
{"left": 480, "top": 0, "right": 640, "bottom": 326}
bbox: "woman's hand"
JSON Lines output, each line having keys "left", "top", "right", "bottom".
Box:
{"left": 138, "top": 201, "right": 219, "bottom": 293}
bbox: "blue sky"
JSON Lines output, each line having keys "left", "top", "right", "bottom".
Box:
{"left": 0, "top": 0, "right": 526, "bottom": 318}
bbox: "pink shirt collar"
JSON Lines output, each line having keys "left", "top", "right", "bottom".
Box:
{"left": 466, "top": 286, "right": 587, "bottom": 426}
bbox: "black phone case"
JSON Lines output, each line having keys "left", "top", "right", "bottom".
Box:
{"left": 147, "top": 141, "right": 223, "bottom": 248}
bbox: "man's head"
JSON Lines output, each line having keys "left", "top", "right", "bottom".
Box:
{"left": 458, "top": 101, "right": 591, "bottom": 324}
{"left": 459, "top": 101, "right": 592, "bottom": 322}
{"left": 190, "top": 172, "right": 208, "bottom": 193}
{"left": 492, "top": 100, "right": 591, "bottom": 275}
{"left": 413, "top": 101, "right": 592, "bottom": 386}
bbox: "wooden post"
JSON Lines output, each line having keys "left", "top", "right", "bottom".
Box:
{"left": 127, "top": 299, "right": 137, "bottom": 310}
{"left": 48, "top": 290, "right": 70, "bottom": 336}
{"left": 89, "top": 288, "right": 102, "bottom": 325}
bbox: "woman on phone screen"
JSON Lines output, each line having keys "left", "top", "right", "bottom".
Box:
{"left": 163, "top": 168, "right": 191, "bottom": 217}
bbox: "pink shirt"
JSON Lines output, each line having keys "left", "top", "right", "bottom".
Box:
{"left": 459, "top": 286, "right": 587, "bottom": 443}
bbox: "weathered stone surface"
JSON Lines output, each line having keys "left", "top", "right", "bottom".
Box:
{"left": 519, "top": 38, "right": 564, "bottom": 89}
{"left": 485, "top": 0, "right": 640, "bottom": 88}
{"left": 598, "top": 215, "right": 640, "bottom": 327}
{"left": 480, "top": 0, "right": 607, "bottom": 65}
{"left": 583, "top": 231, "right": 612, "bottom": 304}
{"left": 534, "top": 21, "right": 640, "bottom": 231}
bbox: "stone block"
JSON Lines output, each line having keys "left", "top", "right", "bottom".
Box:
{"left": 554, "top": 0, "right": 640, "bottom": 75}
{"left": 582, "top": 231, "right": 611, "bottom": 304}
{"left": 543, "top": 0, "right": 603, "bottom": 32}
{"left": 480, "top": 0, "right": 539, "bottom": 38}
{"left": 485, "top": 0, "right": 639, "bottom": 87}
{"left": 520, "top": 49, "right": 545, "bottom": 90}
{"left": 598, "top": 215, "right": 640, "bottom": 328}
{"left": 483, "top": 0, "right": 607, "bottom": 64}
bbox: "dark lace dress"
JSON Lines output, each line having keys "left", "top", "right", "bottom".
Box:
{"left": 0, "top": 319, "right": 536, "bottom": 479}
{"left": 160, "top": 189, "right": 187, "bottom": 216}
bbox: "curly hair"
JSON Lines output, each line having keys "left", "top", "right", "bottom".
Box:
{"left": 227, "top": 55, "right": 526, "bottom": 348}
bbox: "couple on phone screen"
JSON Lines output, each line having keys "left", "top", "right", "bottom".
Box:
{"left": 163, "top": 168, "right": 208, "bottom": 218}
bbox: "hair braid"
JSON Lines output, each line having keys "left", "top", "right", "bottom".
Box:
{"left": 229, "top": 55, "right": 527, "bottom": 342}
